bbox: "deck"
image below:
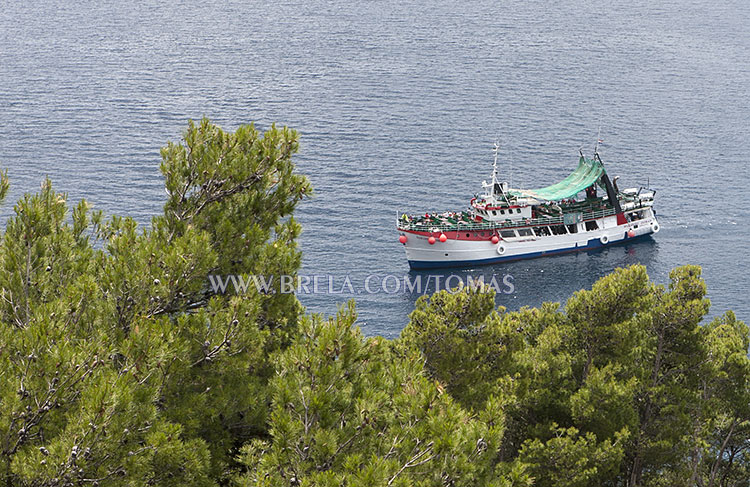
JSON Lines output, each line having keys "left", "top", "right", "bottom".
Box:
{"left": 396, "top": 201, "right": 649, "bottom": 233}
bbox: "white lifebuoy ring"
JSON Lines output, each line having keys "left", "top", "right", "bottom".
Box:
{"left": 600, "top": 235, "right": 609, "bottom": 245}
{"left": 651, "top": 222, "right": 660, "bottom": 234}
{"left": 497, "top": 244, "right": 506, "bottom": 255}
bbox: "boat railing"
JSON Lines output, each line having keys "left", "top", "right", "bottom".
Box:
{"left": 396, "top": 204, "right": 645, "bottom": 232}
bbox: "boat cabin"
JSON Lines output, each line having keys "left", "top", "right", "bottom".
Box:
{"left": 472, "top": 200, "right": 533, "bottom": 221}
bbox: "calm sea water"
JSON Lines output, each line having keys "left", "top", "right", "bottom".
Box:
{"left": 1, "top": 0, "right": 748, "bottom": 337}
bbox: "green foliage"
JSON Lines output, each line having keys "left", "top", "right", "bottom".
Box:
{"left": 236, "top": 302, "right": 518, "bottom": 487}
{"left": 0, "top": 119, "right": 309, "bottom": 486}
{"left": 0, "top": 169, "right": 8, "bottom": 203}
{"left": 402, "top": 286, "right": 523, "bottom": 411}
{"left": 1, "top": 119, "right": 748, "bottom": 486}
{"left": 518, "top": 425, "right": 627, "bottom": 487}
{"left": 402, "top": 265, "right": 750, "bottom": 487}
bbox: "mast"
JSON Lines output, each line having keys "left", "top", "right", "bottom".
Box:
{"left": 491, "top": 141, "right": 500, "bottom": 188}
{"left": 489, "top": 141, "right": 511, "bottom": 206}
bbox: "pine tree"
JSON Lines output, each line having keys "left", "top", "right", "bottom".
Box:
{"left": 0, "top": 118, "right": 309, "bottom": 486}
{"left": 236, "top": 301, "right": 521, "bottom": 487}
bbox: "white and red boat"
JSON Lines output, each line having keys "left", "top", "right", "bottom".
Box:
{"left": 397, "top": 144, "right": 659, "bottom": 269}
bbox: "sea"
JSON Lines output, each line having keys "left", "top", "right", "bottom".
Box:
{"left": 1, "top": 0, "right": 748, "bottom": 337}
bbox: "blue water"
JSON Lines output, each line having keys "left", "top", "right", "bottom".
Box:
{"left": 1, "top": 0, "right": 748, "bottom": 337}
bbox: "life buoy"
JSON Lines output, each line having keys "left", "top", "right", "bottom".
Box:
{"left": 651, "top": 222, "right": 660, "bottom": 234}
{"left": 600, "top": 235, "right": 609, "bottom": 245}
{"left": 497, "top": 244, "right": 506, "bottom": 255}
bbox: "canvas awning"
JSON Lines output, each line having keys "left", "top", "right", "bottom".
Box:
{"left": 510, "top": 157, "right": 605, "bottom": 201}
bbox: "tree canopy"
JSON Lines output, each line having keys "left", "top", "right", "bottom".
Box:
{"left": 0, "top": 119, "right": 748, "bottom": 487}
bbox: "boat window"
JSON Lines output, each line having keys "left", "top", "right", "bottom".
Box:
{"left": 500, "top": 209, "right": 505, "bottom": 215}
{"left": 585, "top": 220, "right": 599, "bottom": 231}
{"left": 517, "top": 228, "right": 533, "bottom": 237}
{"left": 500, "top": 230, "right": 516, "bottom": 238}
{"left": 492, "top": 210, "right": 496, "bottom": 216}
{"left": 516, "top": 208, "right": 522, "bottom": 214}
{"left": 567, "top": 224, "right": 578, "bottom": 234}
{"left": 550, "top": 225, "right": 567, "bottom": 235}
{"left": 533, "top": 226, "right": 551, "bottom": 236}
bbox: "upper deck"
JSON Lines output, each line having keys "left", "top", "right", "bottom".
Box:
{"left": 397, "top": 196, "right": 652, "bottom": 233}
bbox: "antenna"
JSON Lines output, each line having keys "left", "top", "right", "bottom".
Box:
{"left": 492, "top": 140, "right": 500, "bottom": 184}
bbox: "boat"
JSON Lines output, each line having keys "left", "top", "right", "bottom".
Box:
{"left": 396, "top": 143, "right": 659, "bottom": 269}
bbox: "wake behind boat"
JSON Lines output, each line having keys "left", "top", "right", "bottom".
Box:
{"left": 396, "top": 144, "right": 659, "bottom": 269}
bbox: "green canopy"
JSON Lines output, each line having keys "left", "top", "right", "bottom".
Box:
{"left": 511, "top": 157, "right": 605, "bottom": 201}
